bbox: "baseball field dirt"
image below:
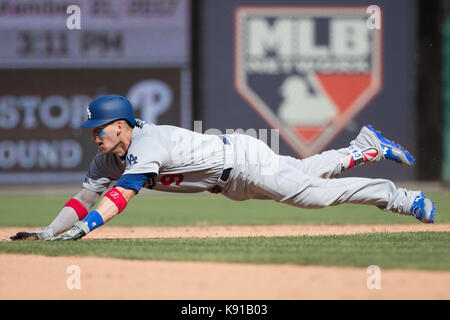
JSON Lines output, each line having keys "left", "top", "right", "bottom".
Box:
{"left": 1, "top": 224, "right": 450, "bottom": 300}
{"left": 2, "top": 253, "right": 450, "bottom": 300}
{"left": 1, "top": 223, "right": 450, "bottom": 240}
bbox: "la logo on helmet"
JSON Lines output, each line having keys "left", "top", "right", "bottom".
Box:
{"left": 86, "top": 106, "right": 92, "bottom": 119}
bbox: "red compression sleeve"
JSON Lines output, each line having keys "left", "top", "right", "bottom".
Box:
{"left": 104, "top": 188, "right": 127, "bottom": 213}
{"left": 64, "top": 198, "right": 88, "bottom": 220}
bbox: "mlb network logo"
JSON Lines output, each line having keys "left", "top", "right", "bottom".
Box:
{"left": 234, "top": 6, "right": 383, "bottom": 157}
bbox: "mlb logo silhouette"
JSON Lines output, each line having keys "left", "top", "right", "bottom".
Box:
{"left": 234, "top": 6, "right": 382, "bottom": 157}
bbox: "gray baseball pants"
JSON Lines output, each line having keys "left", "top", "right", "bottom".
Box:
{"left": 220, "top": 133, "right": 417, "bottom": 214}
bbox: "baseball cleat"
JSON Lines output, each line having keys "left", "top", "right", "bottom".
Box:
{"left": 351, "top": 125, "right": 415, "bottom": 167}
{"left": 409, "top": 192, "right": 436, "bottom": 223}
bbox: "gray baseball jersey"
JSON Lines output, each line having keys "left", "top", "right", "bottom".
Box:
{"left": 83, "top": 120, "right": 225, "bottom": 193}
{"left": 82, "top": 119, "right": 417, "bottom": 216}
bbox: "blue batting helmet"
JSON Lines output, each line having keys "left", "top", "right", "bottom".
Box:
{"left": 81, "top": 95, "right": 136, "bottom": 128}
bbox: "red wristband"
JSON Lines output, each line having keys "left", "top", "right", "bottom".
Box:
{"left": 64, "top": 198, "right": 88, "bottom": 220}
{"left": 105, "top": 188, "right": 127, "bottom": 213}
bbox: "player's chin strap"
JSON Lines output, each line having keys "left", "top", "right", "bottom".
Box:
{"left": 340, "top": 145, "right": 379, "bottom": 171}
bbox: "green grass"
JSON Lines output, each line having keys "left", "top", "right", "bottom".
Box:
{"left": 3, "top": 192, "right": 448, "bottom": 271}
{"left": 0, "top": 232, "right": 448, "bottom": 270}
{"left": 1, "top": 192, "right": 449, "bottom": 227}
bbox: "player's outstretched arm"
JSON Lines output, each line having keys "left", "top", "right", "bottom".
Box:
{"left": 49, "top": 186, "right": 136, "bottom": 241}
{"left": 10, "top": 188, "right": 102, "bottom": 241}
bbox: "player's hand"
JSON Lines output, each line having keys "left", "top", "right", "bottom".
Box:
{"left": 48, "top": 221, "right": 90, "bottom": 241}
{"left": 10, "top": 227, "right": 54, "bottom": 241}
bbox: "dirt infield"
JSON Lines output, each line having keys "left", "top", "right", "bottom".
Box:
{"left": 2, "top": 223, "right": 450, "bottom": 241}
{"left": 1, "top": 254, "right": 450, "bottom": 300}
{"left": 1, "top": 224, "right": 450, "bottom": 300}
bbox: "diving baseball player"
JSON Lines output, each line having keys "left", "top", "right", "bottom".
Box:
{"left": 10, "top": 95, "right": 436, "bottom": 241}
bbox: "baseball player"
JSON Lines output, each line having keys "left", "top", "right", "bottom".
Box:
{"left": 10, "top": 95, "right": 436, "bottom": 241}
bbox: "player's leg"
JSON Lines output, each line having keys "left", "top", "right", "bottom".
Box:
{"left": 281, "top": 125, "right": 414, "bottom": 179}
{"left": 255, "top": 163, "right": 435, "bottom": 223}
{"left": 222, "top": 132, "right": 434, "bottom": 223}
{"left": 279, "top": 150, "right": 345, "bottom": 179}
{"left": 224, "top": 134, "right": 434, "bottom": 222}
{"left": 283, "top": 175, "right": 435, "bottom": 223}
